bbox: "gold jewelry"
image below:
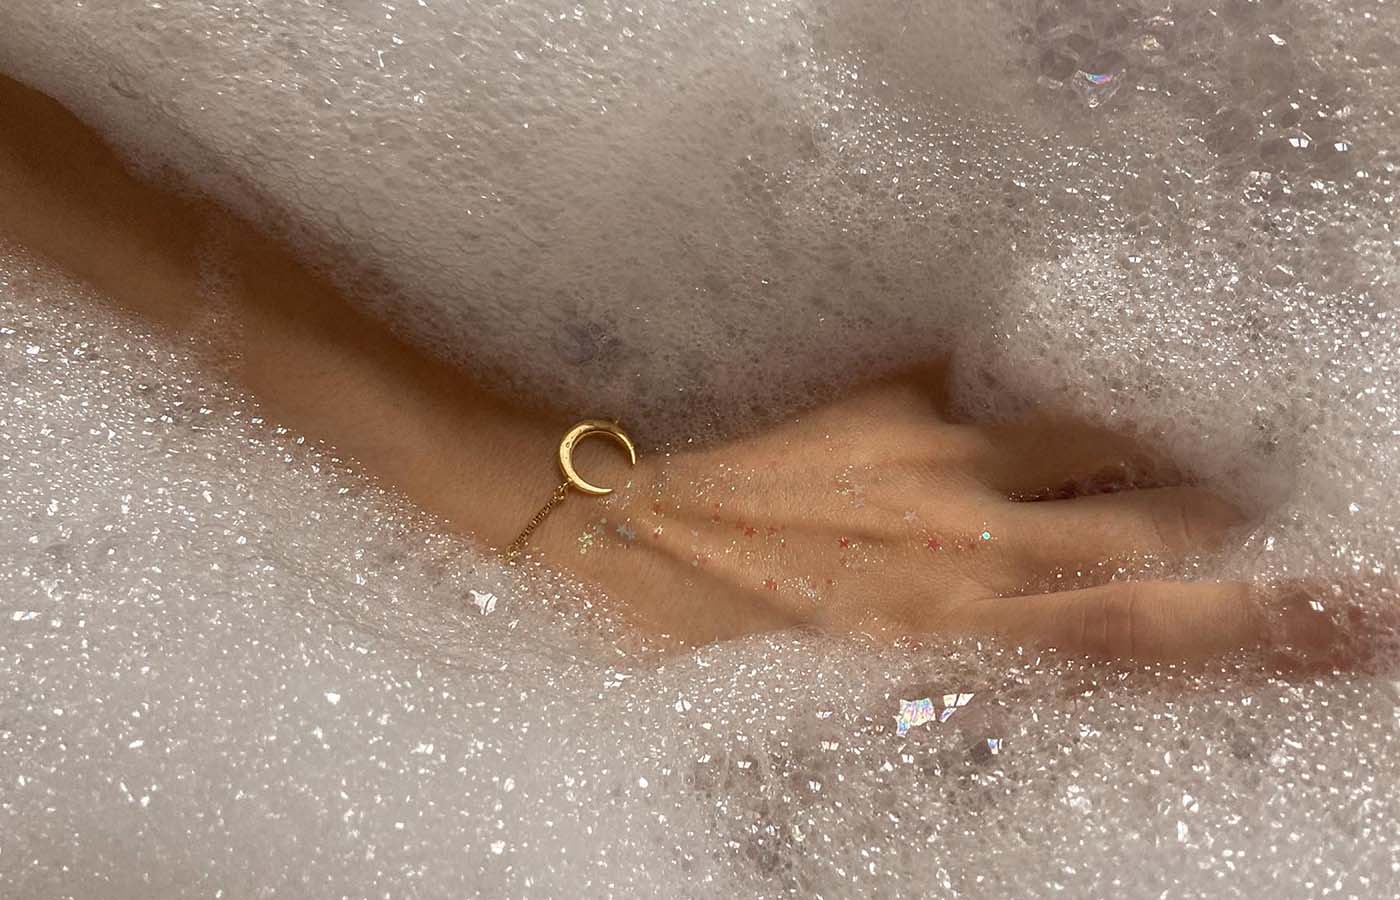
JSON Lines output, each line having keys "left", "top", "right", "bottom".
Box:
{"left": 503, "top": 419, "right": 638, "bottom": 562}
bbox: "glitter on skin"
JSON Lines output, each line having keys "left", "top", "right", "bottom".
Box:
{"left": 8, "top": 262, "right": 1400, "bottom": 899}
{"left": 8, "top": 0, "right": 1400, "bottom": 894}
{"left": 834, "top": 467, "right": 869, "bottom": 509}
{"left": 578, "top": 521, "right": 600, "bottom": 555}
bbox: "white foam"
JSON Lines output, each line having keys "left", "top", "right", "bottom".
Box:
{"left": 2, "top": 0, "right": 1400, "bottom": 896}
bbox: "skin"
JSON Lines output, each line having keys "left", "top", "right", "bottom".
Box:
{"left": 0, "top": 75, "right": 1368, "bottom": 665}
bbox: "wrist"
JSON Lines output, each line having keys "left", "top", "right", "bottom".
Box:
{"left": 524, "top": 436, "right": 661, "bottom": 564}
{"left": 518, "top": 445, "right": 801, "bottom": 644}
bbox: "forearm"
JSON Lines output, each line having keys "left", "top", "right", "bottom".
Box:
{"left": 0, "top": 74, "right": 762, "bottom": 646}
{"left": 0, "top": 74, "right": 566, "bottom": 554}
{"left": 6, "top": 73, "right": 1343, "bottom": 663}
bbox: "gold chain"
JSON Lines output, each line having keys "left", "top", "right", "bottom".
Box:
{"left": 500, "top": 420, "right": 637, "bottom": 565}
{"left": 503, "top": 482, "right": 571, "bottom": 562}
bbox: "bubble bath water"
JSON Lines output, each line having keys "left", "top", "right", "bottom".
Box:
{"left": 2, "top": 1, "right": 1400, "bottom": 897}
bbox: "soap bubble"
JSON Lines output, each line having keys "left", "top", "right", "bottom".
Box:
{"left": 3, "top": 0, "right": 1400, "bottom": 896}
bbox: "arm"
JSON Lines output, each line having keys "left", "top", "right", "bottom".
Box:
{"left": 0, "top": 73, "right": 741, "bottom": 640}
{"left": 0, "top": 74, "right": 572, "bottom": 553}
{"left": 0, "top": 74, "right": 1374, "bottom": 664}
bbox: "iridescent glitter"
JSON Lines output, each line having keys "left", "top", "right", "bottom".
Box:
{"left": 939, "top": 692, "right": 976, "bottom": 723}
{"left": 4, "top": 0, "right": 1400, "bottom": 896}
{"left": 894, "top": 698, "right": 937, "bottom": 737}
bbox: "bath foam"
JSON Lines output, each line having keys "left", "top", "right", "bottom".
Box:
{"left": 3, "top": 249, "right": 1400, "bottom": 898}
{"left": 1, "top": 0, "right": 1400, "bottom": 894}
{"left": 1, "top": 1, "right": 1397, "bottom": 591}
{"left": 0, "top": 0, "right": 1196, "bottom": 437}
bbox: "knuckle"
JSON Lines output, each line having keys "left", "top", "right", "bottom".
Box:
{"left": 946, "top": 423, "right": 995, "bottom": 457}
{"left": 1149, "top": 492, "right": 1194, "bottom": 551}
{"left": 927, "top": 426, "right": 998, "bottom": 483}
{"left": 1149, "top": 488, "right": 1242, "bottom": 554}
{"left": 1105, "top": 585, "right": 1144, "bottom": 658}
{"left": 1076, "top": 586, "right": 1144, "bottom": 658}
{"left": 884, "top": 378, "right": 929, "bottom": 410}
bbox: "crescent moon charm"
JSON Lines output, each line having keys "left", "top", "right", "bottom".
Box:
{"left": 558, "top": 419, "right": 638, "bottom": 496}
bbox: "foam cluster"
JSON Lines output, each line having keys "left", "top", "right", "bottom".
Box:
{"left": 3, "top": 0, "right": 1400, "bottom": 896}
{"left": 4, "top": 258, "right": 1400, "bottom": 897}
{"left": 0, "top": 0, "right": 1099, "bottom": 438}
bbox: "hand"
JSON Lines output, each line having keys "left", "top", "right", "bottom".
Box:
{"left": 536, "top": 370, "right": 1380, "bottom": 666}
{"left": 0, "top": 77, "right": 1380, "bottom": 668}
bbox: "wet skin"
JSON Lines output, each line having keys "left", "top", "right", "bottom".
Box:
{"left": 0, "top": 74, "right": 1376, "bottom": 665}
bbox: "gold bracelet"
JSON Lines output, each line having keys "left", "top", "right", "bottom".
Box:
{"left": 503, "top": 419, "right": 638, "bottom": 563}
